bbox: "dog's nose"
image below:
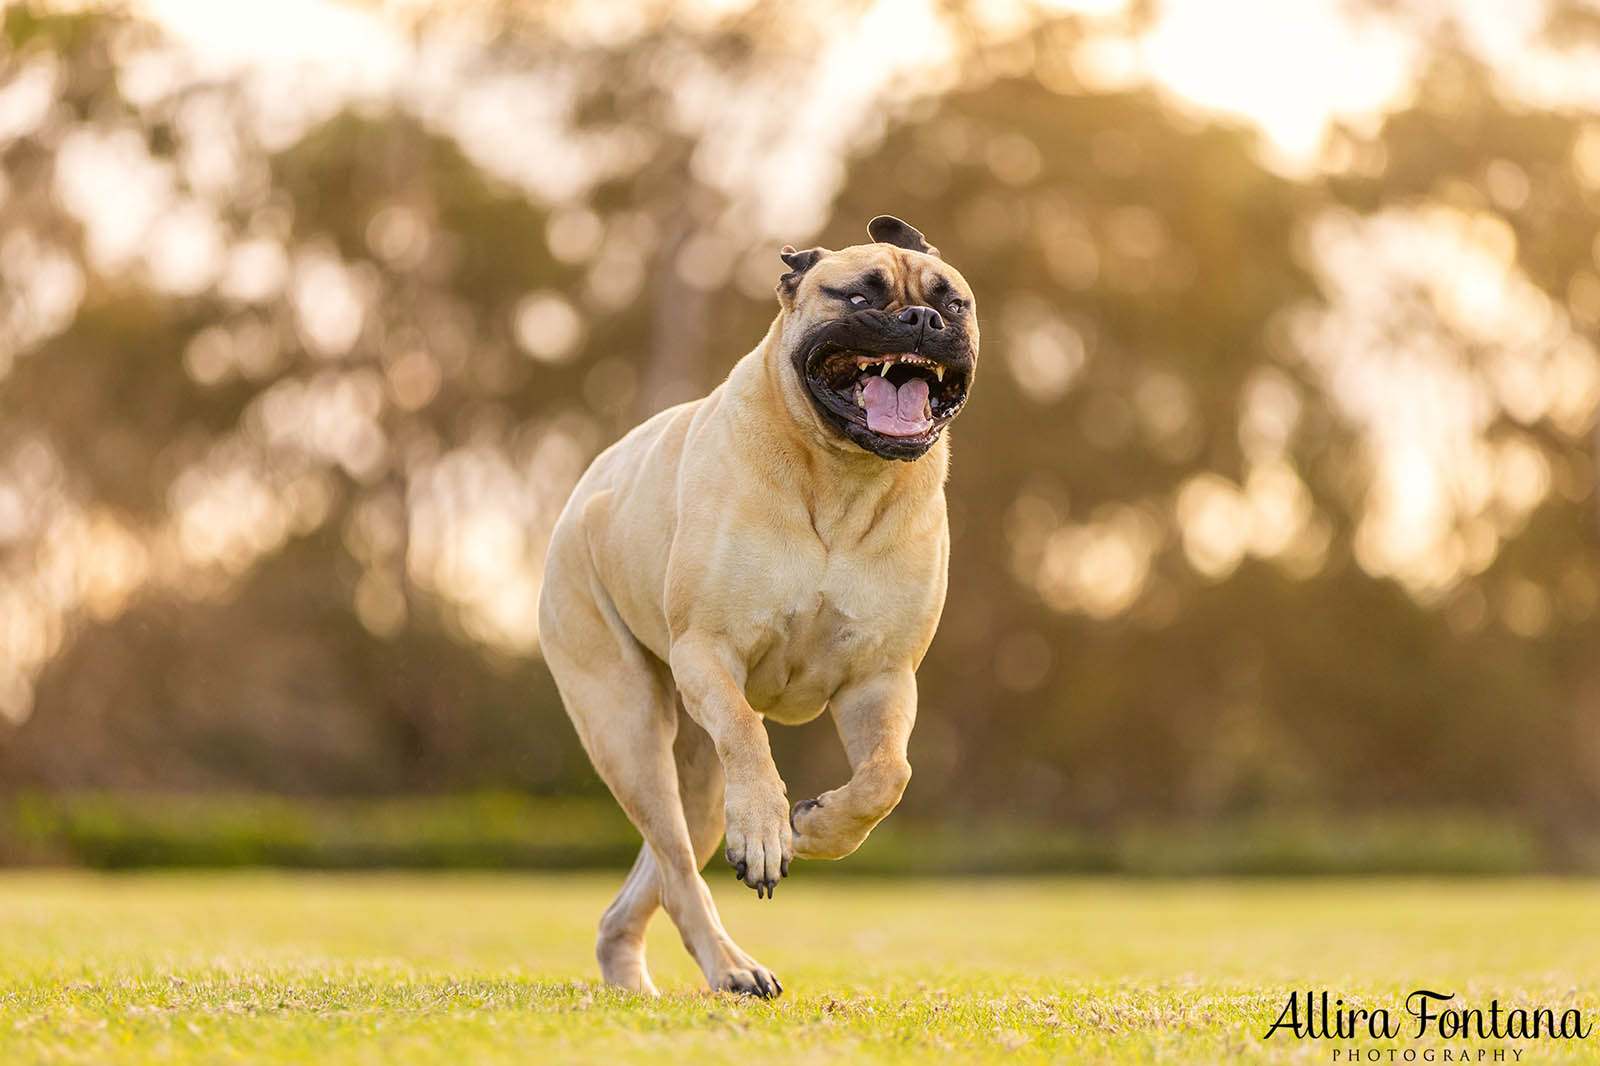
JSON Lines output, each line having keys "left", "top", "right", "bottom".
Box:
{"left": 897, "top": 305, "right": 944, "bottom": 332}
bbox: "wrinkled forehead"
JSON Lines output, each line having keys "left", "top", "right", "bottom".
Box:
{"left": 804, "top": 245, "right": 975, "bottom": 306}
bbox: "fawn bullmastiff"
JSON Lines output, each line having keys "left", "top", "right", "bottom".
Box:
{"left": 538, "top": 216, "right": 979, "bottom": 997}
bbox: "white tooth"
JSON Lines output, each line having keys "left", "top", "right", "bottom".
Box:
{"left": 934, "top": 366, "right": 945, "bottom": 382}
{"left": 880, "top": 361, "right": 892, "bottom": 377}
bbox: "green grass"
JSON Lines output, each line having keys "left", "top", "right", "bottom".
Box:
{"left": 2, "top": 873, "right": 1597, "bottom": 1064}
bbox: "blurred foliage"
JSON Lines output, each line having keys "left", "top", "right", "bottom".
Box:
{"left": 811, "top": 29, "right": 1600, "bottom": 831}
{"left": 0, "top": 790, "right": 1558, "bottom": 875}
{"left": 4, "top": 790, "right": 640, "bottom": 869}
{"left": 0, "top": 2, "right": 1596, "bottom": 858}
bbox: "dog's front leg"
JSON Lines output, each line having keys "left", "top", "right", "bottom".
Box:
{"left": 790, "top": 669, "right": 916, "bottom": 861}
{"left": 669, "top": 636, "right": 792, "bottom": 896}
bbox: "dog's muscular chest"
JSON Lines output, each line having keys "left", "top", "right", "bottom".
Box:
{"left": 737, "top": 541, "right": 941, "bottom": 725}
{"left": 743, "top": 598, "right": 864, "bottom": 724}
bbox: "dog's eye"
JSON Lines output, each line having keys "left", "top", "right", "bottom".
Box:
{"left": 946, "top": 298, "right": 966, "bottom": 315}
{"left": 848, "top": 294, "right": 869, "bottom": 307}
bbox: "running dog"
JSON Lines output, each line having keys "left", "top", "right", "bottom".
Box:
{"left": 538, "top": 216, "right": 979, "bottom": 997}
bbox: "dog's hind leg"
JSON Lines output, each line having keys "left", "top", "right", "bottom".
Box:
{"left": 540, "top": 526, "right": 679, "bottom": 995}
{"left": 594, "top": 844, "right": 661, "bottom": 994}
{"left": 590, "top": 709, "right": 728, "bottom": 996}
{"left": 540, "top": 552, "right": 780, "bottom": 997}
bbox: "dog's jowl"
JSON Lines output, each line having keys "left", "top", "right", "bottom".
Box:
{"left": 538, "top": 216, "right": 979, "bottom": 998}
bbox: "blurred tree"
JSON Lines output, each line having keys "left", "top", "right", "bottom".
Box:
{"left": 815, "top": 26, "right": 1600, "bottom": 828}
{"left": 0, "top": 1, "right": 1595, "bottom": 847}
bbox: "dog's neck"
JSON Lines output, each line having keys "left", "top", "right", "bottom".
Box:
{"left": 710, "top": 323, "right": 949, "bottom": 541}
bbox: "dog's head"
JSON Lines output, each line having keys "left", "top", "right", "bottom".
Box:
{"left": 774, "top": 216, "right": 978, "bottom": 462}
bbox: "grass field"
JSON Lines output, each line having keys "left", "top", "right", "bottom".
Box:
{"left": 2, "top": 872, "right": 1597, "bottom": 1064}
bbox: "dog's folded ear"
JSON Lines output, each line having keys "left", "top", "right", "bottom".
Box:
{"left": 867, "top": 215, "right": 940, "bottom": 259}
{"left": 777, "top": 244, "right": 826, "bottom": 307}
{"left": 779, "top": 245, "right": 822, "bottom": 277}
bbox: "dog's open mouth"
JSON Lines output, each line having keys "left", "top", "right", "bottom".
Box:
{"left": 803, "top": 345, "right": 971, "bottom": 453}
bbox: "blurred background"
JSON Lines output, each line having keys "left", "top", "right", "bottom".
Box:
{"left": 0, "top": 0, "right": 1596, "bottom": 874}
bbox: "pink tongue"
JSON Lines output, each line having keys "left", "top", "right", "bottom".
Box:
{"left": 861, "top": 375, "right": 931, "bottom": 437}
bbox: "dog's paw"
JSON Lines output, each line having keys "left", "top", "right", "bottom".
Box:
{"left": 790, "top": 794, "right": 869, "bottom": 860}
{"left": 714, "top": 963, "right": 783, "bottom": 999}
{"left": 724, "top": 778, "right": 792, "bottom": 897}
{"left": 699, "top": 938, "right": 784, "bottom": 998}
